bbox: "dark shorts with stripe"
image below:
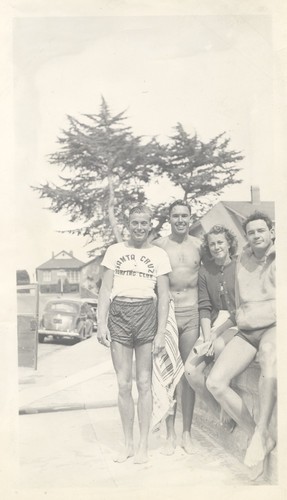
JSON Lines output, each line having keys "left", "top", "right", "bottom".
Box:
{"left": 108, "top": 297, "right": 157, "bottom": 348}
{"left": 236, "top": 323, "right": 276, "bottom": 349}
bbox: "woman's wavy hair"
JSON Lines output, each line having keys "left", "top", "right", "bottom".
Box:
{"left": 202, "top": 225, "right": 238, "bottom": 259}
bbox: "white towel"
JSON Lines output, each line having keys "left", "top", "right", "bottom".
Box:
{"left": 151, "top": 301, "right": 184, "bottom": 432}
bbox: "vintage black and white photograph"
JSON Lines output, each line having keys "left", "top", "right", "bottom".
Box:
{"left": 1, "top": 1, "right": 286, "bottom": 499}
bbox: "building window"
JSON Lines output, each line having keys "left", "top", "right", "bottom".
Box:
{"left": 43, "top": 271, "right": 51, "bottom": 282}
{"left": 67, "top": 270, "right": 79, "bottom": 282}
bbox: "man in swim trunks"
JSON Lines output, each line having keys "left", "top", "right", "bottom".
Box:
{"left": 206, "top": 211, "right": 276, "bottom": 478}
{"left": 97, "top": 205, "right": 171, "bottom": 464}
{"left": 154, "top": 200, "right": 202, "bottom": 454}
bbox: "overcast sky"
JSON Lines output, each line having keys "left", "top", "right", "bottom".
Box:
{"left": 13, "top": 14, "right": 275, "bottom": 278}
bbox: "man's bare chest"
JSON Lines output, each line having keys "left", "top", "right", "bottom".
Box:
{"left": 167, "top": 246, "right": 200, "bottom": 270}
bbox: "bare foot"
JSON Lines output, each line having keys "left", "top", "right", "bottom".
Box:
{"left": 113, "top": 445, "right": 134, "bottom": 463}
{"left": 248, "top": 439, "right": 276, "bottom": 482}
{"left": 248, "top": 461, "right": 265, "bottom": 482}
{"left": 244, "top": 428, "right": 276, "bottom": 474}
{"left": 134, "top": 447, "right": 148, "bottom": 464}
{"left": 220, "top": 409, "right": 236, "bottom": 433}
{"left": 160, "top": 436, "right": 177, "bottom": 456}
{"left": 181, "top": 431, "right": 193, "bottom": 455}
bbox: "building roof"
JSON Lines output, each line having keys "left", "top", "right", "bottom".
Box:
{"left": 36, "top": 251, "right": 85, "bottom": 270}
{"left": 189, "top": 198, "right": 275, "bottom": 235}
{"left": 223, "top": 201, "right": 275, "bottom": 221}
{"left": 80, "top": 254, "right": 103, "bottom": 269}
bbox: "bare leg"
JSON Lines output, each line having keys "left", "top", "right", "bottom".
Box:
{"left": 244, "top": 327, "right": 277, "bottom": 475}
{"left": 213, "top": 328, "right": 237, "bottom": 360}
{"left": 134, "top": 342, "right": 153, "bottom": 464}
{"left": 179, "top": 327, "right": 198, "bottom": 454}
{"left": 206, "top": 336, "right": 257, "bottom": 437}
{"left": 185, "top": 329, "right": 237, "bottom": 430}
{"left": 214, "top": 329, "right": 237, "bottom": 432}
{"left": 256, "top": 327, "right": 277, "bottom": 437}
{"left": 110, "top": 341, "right": 134, "bottom": 462}
{"left": 184, "top": 328, "right": 237, "bottom": 408}
{"left": 160, "top": 396, "right": 177, "bottom": 455}
{"left": 185, "top": 353, "right": 219, "bottom": 416}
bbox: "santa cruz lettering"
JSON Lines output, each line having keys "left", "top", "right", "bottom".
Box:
{"left": 140, "top": 256, "right": 155, "bottom": 273}
{"left": 115, "top": 254, "right": 136, "bottom": 268}
{"left": 115, "top": 253, "right": 155, "bottom": 274}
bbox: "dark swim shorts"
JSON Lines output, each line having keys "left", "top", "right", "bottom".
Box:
{"left": 108, "top": 297, "right": 157, "bottom": 348}
{"left": 236, "top": 323, "right": 276, "bottom": 349}
{"left": 174, "top": 305, "right": 199, "bottom": 338}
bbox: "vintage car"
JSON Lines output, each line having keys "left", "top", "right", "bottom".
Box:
{"left": 83, "top": 298, "right": 98, "bottom": 331}
{"left": 38, "top": 299, "right": 96, "bottom": 343}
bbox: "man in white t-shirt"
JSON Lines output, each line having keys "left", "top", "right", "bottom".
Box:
{"left": 97, "top": 205, "right": 171, "bottom": 464}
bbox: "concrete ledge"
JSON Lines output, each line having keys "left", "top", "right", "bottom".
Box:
{"left": 194, "top": 358, "right": 277, "bottom": 483}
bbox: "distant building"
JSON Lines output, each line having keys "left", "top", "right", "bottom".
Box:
{"left": 36, "top": 250, "right": 84, "bottom": 294}
{"left": 189, "top": 186, "right": 275, "bottom": 251}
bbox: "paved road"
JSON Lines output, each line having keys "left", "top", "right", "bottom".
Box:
{"left": 18, "top": 404, "right": 253, "bottom": 490}
{"left": 17, "top": 336, "right": 264, "bottom": 491}
{"left": 37, "top": 336, "right": 78, "bottom": 361}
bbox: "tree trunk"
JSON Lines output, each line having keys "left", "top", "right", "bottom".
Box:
{"left": 107, "top": 171, "right": 122, "bottom": 242}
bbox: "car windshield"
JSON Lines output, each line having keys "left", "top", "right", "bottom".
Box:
{"left": 47, "top": 302, "right": 79, "bottom": 313}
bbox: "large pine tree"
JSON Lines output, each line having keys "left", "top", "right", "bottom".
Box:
{"left": 33, "top": 99, "right": 243, "bottom": 253}
{"left": 151, "top": 123, "right": 243, "bottom": 232}
{"left": 33, "top": 97, "right": 164, "bottom": 250}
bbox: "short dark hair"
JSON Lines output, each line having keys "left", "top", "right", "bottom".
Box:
{"left": 202, "top": 225, "right": 238, "bottom": 259}
{"left": 169, "top": 199, "right": 191, "bottom": 216}
{"left": 129, "top": 205, "right": 152, "bottom": 220}
{"left": 243, "top": 211, "right": 273, "bottom": 233}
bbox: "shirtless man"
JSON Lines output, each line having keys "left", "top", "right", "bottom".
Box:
{"left": 154, "top": 199, "right": 201, "bottom": 454}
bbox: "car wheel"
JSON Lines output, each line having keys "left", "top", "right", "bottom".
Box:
{"left": 39, "top": 334, "right": 45, "bottom": 343}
